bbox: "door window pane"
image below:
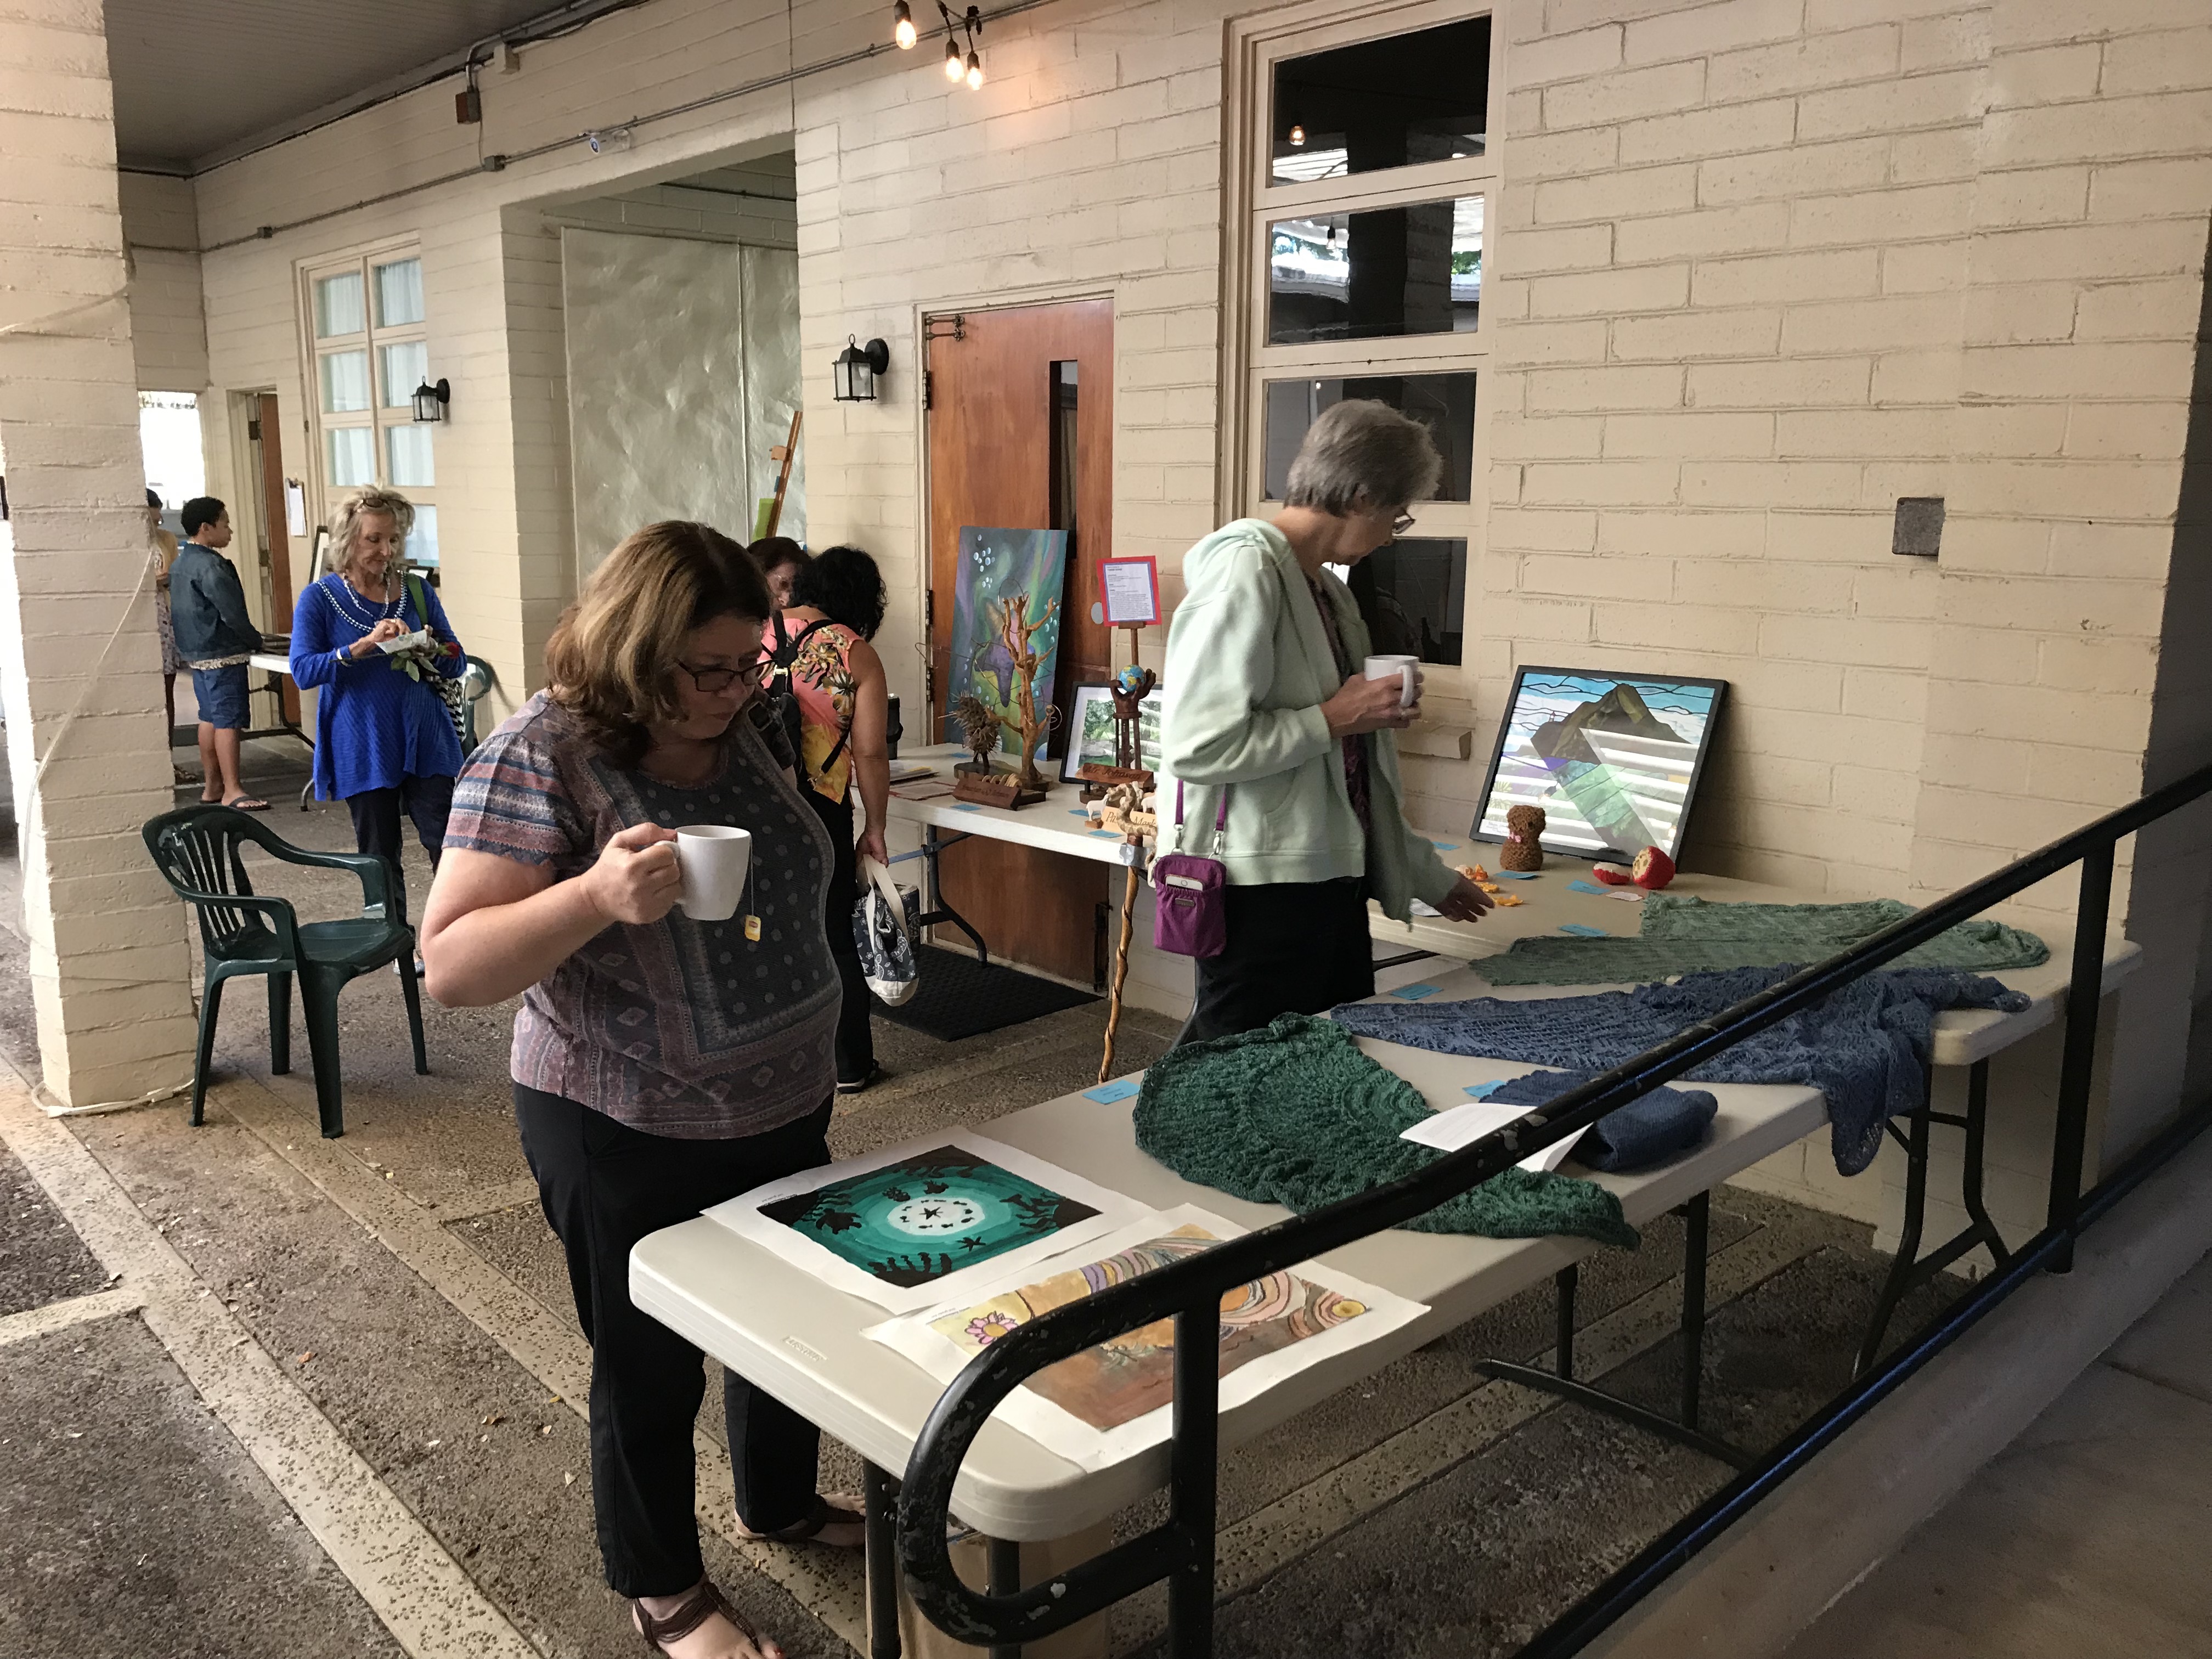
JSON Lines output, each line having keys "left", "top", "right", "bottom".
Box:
{"left": 319, "top": 351, "right": 370, "bottom": 414}
{"left": 314, "top": 270, "right": 365, "bottom": 337}
{"left": 386, "top": 424, "right": 435, "bottom": 488}
{"left": 1268, "top": 196, "right": 1481, "bottom": 345}
{"left": 326, "top": 426, "right": 375, "bottom": 488}
{"left": 407, "top": 504, "right": 440, "bottom": 568}
{"left": 1348, "top": 538, "right": 1466, "bottom": 666}
{"left": 1265, "top": 374, "right": 1477, "bottom": 502}
{"left": 380, "top": 341, "right": 429, "bottom": 409}
{"left": 374, "top": 258, "right": 425, "bottom": 327}
{"left": 1271, "top": 18, "right": 1489, "bottom": 187}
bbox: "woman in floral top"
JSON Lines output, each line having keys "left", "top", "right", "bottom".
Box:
{"left": 763, "top": 545, "right": 891, "bottom": 1093}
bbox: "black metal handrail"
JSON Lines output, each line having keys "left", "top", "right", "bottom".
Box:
{"left": 896, "top": 757, "right": 2212, "bottom": 1655}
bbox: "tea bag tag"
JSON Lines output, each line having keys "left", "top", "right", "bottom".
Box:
{"left": 744, "top": 915, "right": 762, "bottom": 942}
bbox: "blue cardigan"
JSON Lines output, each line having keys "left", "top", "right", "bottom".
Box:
{"left": 289, "top": 573, "right": 466, "bottom": 800}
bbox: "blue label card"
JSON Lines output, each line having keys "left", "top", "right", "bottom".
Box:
{"left": 1568, "top": 879, "right": 1611, "bottom": 895}
{"left": 1431, "top": 840, "right": 1457, "bottom": 851}
{"left": 1389, "top": 984, "right": 1441, "bottom": 1001}
{"left": 1068, "top": 809, "right": 1090, "bottom": 817}
{"left": 1084, "top": 1077, "right": 1141, "bottom": 1104}
{"left": 1495, "top": 870, "right": 1538, "bottom": 881}
{"left": 1464, "top": 1080, "right": 1506, "bottom": 1099}
{"left": 953, "top": 803, "right": 983, "bottom": 812}
{"left": 1559, "top": 922, "right": 1610, "bottom": 938}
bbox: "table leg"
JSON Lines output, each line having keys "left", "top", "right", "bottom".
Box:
{"left": 1554, "top": 1264, "right": 1578, "bottom": 1380}
{"left": 863, "top": 1460, "right": 902, "bottom": 1659}
{"left": 1680, "top": 1192, "right": 1709, "bottom": 1431}
{"left": 1855, "top": 1071, "right": 1932, "bottom": 1379}
{"left": 1960, "top": 1059, "right": 2008, "bottom": 1268}
{"left": 986, "top": 1536, "right": 1022, "bottom": 1659}
{"left": 915, "top": 825, "right": 990, "bottom": 963}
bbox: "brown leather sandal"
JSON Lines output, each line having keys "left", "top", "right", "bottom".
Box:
{"left": 633, "top": 1579, "right": 779, "bottom": 1657}
{"left": 732, "top": 1492, "right": 866, "bottom": 1548}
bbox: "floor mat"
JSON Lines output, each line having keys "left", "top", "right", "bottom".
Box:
{"left": 873, "top": 945, "right": 1097, "bottom": 1041}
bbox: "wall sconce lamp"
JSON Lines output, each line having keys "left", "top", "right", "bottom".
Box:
{"left": 411, "top": 377, "right": 451, "bottom": 423}
{"left": 833, "top": 337, "right": 890, "bottom": 403}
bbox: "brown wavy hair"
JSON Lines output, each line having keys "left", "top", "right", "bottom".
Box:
{"left": 545, "top": 521, "right": 771, "bottom": 766}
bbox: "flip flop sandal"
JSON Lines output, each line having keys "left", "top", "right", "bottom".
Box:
{"left": 223, "top": 795, "right": 273, "bottom": 812}
{"left": 633, "top": 1581, "right": 780, "bottom": 1658}
{"left": 732, "top": 1492, "right": 866, "bottom": 1549}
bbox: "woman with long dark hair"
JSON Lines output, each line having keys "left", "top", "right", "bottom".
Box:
{"left": 768, "top": 544, "right": 891, "bottom": 1093}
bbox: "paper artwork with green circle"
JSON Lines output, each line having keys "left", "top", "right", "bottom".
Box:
{"left": 757, "top": 1146, "right": 1103, "bottom": 1289}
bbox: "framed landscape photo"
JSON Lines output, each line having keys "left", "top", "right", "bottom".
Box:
{"left": 1060, "top": 681, "right": 1164, "bottom": 782}
{"left": 1471, "top": 667, "right": 1728, "bottom": 863}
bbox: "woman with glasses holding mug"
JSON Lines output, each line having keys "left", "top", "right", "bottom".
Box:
{"left": 421, "top": 522, "right": 856, "bottom": 1659}
{"left": 1159, "top": 399, "right": 1493, "bottom": 1045}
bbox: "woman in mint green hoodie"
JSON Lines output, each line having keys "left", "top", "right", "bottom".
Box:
{"left": 1160, "top": 400, "right": 1492, "bottom": 1043}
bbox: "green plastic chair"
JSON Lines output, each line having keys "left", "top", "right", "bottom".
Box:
{"left": 142, "top": 804, "right": 427, "bottom": 1138}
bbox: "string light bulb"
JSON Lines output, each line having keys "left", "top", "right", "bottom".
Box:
{"left": 1289, "top": 123, "right": 1306, "bottom": 145}
{"left": 966, "top": 48, "right": 984, "bottom": 89}
{"left": 944, "top": 35, "right": 963, "bottom": 78}
{"left": 893, "top": 0, "right": 916, "bottom": 48}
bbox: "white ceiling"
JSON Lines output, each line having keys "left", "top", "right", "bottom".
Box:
{"left": 105, "top": 0, "right": 571, "bottom": 171}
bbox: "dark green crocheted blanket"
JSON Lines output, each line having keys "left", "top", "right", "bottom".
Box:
{"left": 1132, "top": 1014, "right": 1637, "bottom": 1249}
{"left": 1474, "top": 893, "right": 2049, "bottom": 987}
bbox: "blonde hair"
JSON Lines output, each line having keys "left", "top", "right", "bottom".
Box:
{"left": 545, "top": 521, "right": 771, "bottom": 766}
{"left": 329, "top": 488, "right": 416, "bottom": 577}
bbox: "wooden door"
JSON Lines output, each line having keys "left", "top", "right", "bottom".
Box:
{"left": 251, "top": 393, "right": 300, "bottom": 723}
{"left": 926, "top": 300, "right": 1114, "bottom": 984}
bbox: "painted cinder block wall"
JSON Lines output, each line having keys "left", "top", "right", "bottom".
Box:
{"left": 170, "top": 0, "right": 2211, "bottom": 1158}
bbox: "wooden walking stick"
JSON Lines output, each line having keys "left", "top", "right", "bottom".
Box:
{"left": 760, "top": 410, "right": 803, "bottom": 538}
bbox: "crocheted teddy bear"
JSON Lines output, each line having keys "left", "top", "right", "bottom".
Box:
{"left": 1500, "top": 804, "right": 1547, "bottom": 872}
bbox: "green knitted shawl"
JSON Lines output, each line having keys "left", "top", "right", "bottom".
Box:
{"left": 1474, "top": 893, "right": 2050, "bottom": 988}
{"left": 1132, "top": 1014, "right": 1637, "bottom": 1249}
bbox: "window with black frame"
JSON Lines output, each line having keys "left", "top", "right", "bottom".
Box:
{"left": 1245, "top": 9, "right": 1494, "bottom": 674}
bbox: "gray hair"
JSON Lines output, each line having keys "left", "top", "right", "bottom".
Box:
{"left": 329, "top": 487, "right": 416, "bottom": 577}
{"left": 1283, "top": 399, "right": 1442, "bottom": 516}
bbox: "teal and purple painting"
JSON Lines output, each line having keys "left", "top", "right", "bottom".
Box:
{"left": 943, "top": 526, "right": 1069, "bottom": 751}
{"left": 758, "top": 1144, "right": 1102, "bottom": 1289}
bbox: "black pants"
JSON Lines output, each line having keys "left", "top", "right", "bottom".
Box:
{"left": 1178, "top": 877, "right": 1375, "bottom": 1046}
{"left": 802, "top": 787, "right": 876, "bottom": 1084}
{"left": 515, "top": 1084, "right": 834, "bottom": 1595}
{"left": 346, "top": 772, "right": 455, "bottom": 873}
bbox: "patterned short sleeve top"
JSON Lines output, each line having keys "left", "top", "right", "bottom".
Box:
{"left": 445, "top": 692, "right": 838, "bottom": 1139}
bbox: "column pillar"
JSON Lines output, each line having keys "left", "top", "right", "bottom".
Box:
{"left": 0, "top": 0, "right": 196, "bottom": 1106}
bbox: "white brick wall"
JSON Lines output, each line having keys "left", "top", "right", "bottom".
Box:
{"left": 167, "top": 0, "right": 2210, "bottom": 1104}
{"left": 0, "top": 0, "right": 197, "bottom": 1107}
{"left": 118, "top": 171, "right": 207, "bottom": 391}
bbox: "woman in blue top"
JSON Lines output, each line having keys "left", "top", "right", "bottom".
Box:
{"left": 290, "top": 488, "right": 468, "bottom": 878}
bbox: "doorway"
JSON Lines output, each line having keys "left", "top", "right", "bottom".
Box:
{"left": 248, "top": 392, "right": 300, "bottom": 723}
{"left": 925, "top": 298, "right": 1114, "bottom": 983}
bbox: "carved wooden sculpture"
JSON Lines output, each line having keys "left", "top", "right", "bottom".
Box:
{"left": 990, "top": 592, "right": 1060, "bottom": 796}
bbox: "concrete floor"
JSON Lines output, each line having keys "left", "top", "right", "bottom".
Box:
{"left": 1780, "top": 1254, "right": 2212, "bottom": 1659}
{"left": 0, "top": 738, "right": 2200, "bottom": 1657}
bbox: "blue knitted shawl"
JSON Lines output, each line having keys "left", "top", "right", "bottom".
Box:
{"left": 1333, "top": 967, "right": 2031, "bottom": 1176}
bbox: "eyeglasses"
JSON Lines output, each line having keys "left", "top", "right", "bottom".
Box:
{"left": 678, "top": 659, "right": 766, "bottom": 695}
{"left": 1390, "top": 511, "right": 1417, "bottom": 538}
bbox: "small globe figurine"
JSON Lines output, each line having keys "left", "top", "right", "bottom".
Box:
{"left": 1114, "top": 664, "right": 1149, "bottom": 697}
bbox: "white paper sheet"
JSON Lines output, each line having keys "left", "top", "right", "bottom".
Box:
{"left": 703, "top": 1129, "right": 1144, "bottom": 1314}
{"left": 1099, "top": 559, "right": 1158, "bottom": 627}
{"left": 1400, "top": 1098, "right": 1587, "bottom": 1172}
{"left": 864, "top": 1205, "right": 1427, "bottom": 1471}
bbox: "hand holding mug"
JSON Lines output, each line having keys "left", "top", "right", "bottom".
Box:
{"left": 1323, "top": 673, "right": 1418, "bottom": 738}
{"left": 584, "top": 822, "right": 682, "bottom": 925}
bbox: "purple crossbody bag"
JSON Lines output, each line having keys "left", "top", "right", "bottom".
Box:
{"left": 1152, "top": 782, "right": 1229, "bottom": 958}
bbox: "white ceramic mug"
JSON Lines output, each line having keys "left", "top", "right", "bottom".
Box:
{"left": 674, "top": 825, "right": 753, "bottom": 922}
{"left": 1364, "top": 654, "right": 1421, "bottom": 710}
